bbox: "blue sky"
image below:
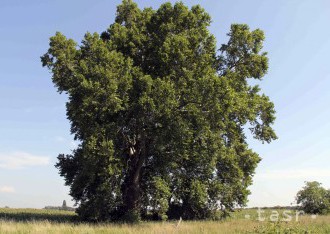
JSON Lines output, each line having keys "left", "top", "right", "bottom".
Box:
{"left": 0, "top": 0, "right": 329, "bottom": 208}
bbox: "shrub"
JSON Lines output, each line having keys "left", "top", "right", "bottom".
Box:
{"left": 296, "top": 181, "right": 330, "bottom": 214}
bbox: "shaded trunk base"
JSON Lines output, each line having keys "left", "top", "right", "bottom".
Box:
{"left": 121, "top": 181, "right": 142, "bottom": 223}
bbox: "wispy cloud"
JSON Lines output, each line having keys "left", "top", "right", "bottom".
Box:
{"left": 0, "top": 152, "right": 50, "bottom": 169}
{"left": 256, "top": 169, "right": 330, "bottom": 180}
{"left": 0, "top": 186, "right": 15, "bottom": 193}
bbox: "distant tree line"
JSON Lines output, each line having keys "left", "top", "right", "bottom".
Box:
{"left": 44, "top": 200, "right": 75, "bottom": 211}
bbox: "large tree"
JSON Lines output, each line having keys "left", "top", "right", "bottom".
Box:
{"left": 296, "top": 181, "right": 330, "bottom": 214}
{"left": 41, "top": 0, "right": 277, "bottom": 222}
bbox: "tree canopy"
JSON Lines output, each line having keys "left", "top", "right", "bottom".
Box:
{"left": 41, "top": 0, "right": 277, "bottom": 222}
{"left": 296, "top": 181, "right": 330, "bottom": 215}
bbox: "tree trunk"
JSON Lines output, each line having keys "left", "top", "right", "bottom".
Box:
{"left": 122, "top": 136, "right": 146, "bottom": 221}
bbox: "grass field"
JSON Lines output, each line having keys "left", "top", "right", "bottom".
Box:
{"left": 0, "top": 208, "right": 329, "bottom": 233}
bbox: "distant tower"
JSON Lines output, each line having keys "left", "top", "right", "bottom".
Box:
{"left": 62, "top": 200, "right": 67, "bottom": 208}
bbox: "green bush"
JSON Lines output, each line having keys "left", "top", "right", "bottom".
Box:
{"left": 296, "top": 181, "right": 330, "bottom": 214}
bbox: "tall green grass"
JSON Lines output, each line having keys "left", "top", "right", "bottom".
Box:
{"left": 0, "top": 208, "right": 329, "bottom": 233}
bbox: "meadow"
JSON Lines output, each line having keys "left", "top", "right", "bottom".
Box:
{"left": 0, "top": 208, "right": 329, "bottom": 233}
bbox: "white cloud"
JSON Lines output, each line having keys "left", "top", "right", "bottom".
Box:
{"left": 0, "top": 186, "right": 15, "bottom": 193}
{"left": 0, "top": 152, "right": 50, "bottom": 169}
{"left": 255, "top": 168, "right": 330, "bottom": 181}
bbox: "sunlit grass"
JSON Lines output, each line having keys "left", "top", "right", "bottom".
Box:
{"left": 0, "top": 208, "right": 329, "bottom": 233}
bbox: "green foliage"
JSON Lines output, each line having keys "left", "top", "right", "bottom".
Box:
{"left": 248, "top": 221, "right": 324, "bottom": 234}
{"left": 146, "top": 176, "right": 171, "bottom": 220}
{"left": 41, "top": 0, "right": 277, "bottom": 222}
{"left": 296, "top": 181, "right": 330, "bottom": 214}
